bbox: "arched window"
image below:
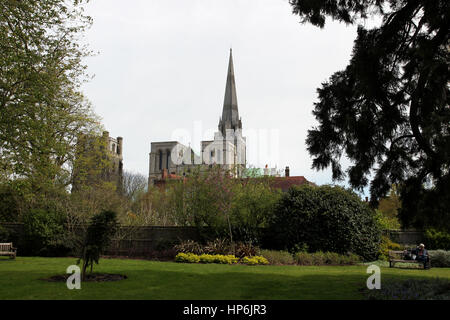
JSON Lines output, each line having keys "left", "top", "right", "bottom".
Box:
{"left": 159, "top": 150, "right": 162, "bottom": 170}
{"left": 166, "top": 149, "right": 170, "bottom": 169}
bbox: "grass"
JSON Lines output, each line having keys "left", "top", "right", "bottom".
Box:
{"left": 0, "top": 256, "right": 449, "bottom": 300}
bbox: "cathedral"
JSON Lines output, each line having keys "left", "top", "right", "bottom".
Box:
{"left": 148, "top": 50, "right": 246, "bottom": 185}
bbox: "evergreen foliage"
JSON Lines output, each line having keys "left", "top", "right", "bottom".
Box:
{"left": 268, "top": 185, "right": 381, "bottom": 260}
{"left": 289, "top": 0, "right": 449, "bottom": 230}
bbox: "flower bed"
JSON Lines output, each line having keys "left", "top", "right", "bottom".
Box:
{"left": 175, "top": 253, "right": 268, "bottom": 265}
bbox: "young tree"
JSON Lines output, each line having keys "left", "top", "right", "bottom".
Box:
{"left": 289, "top": 1, "right": 449, "bottom": 230}
{"left": 77, "top": 210, "right": 118, "bottom": 280}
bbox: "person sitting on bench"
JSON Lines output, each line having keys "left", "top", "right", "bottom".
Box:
{"left": 416, "top": 243, "right": 430, "bottom": 269}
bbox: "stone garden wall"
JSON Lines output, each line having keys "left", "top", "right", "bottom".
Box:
{"left": 1, "top": 222, "right": 426, "bottom": 256}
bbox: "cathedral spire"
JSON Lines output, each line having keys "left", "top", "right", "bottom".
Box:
{"left": 219, "top": 49, "right": 241, "bottom": 135}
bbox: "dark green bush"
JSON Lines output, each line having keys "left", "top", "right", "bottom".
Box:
{"left": 268, "top": 185, "right": 382, "bottom": 261}
{"left": 424, "top": 228, "right": 450, "bottom": 250}
{"left": 20, "top": 209, "right": 72, "bottom": 256}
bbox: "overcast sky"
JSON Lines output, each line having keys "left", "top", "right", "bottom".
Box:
{"left": 81, "top": 0, "right": 372, "bottom": 194}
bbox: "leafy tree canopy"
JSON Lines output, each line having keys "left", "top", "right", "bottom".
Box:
{"left": 289, "top": 0, "right": 449, "bottom": 230}
{"left": 0, "top": 0, "right": 100, "bottom": 194}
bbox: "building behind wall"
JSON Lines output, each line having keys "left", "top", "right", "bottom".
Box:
{"left": 148, "top": 49, "right": 246, "bottom": 185}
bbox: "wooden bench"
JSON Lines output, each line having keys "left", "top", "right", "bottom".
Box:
{"left": 388, "top": 250, "right": 430, "bottom": 269}
{"left": 0, "top": 243, "right": 17, "bottom": 259}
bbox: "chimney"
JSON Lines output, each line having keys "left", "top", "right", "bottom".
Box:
{"left": 117, "top": 136, "right": 123, "bottom": 155}
{"left": 285, "top": 166, "right": 290, "bottom": 177}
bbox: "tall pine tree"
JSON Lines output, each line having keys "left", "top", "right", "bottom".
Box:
{"left": 289, "top": 1, "right": 449, "bottom": 230}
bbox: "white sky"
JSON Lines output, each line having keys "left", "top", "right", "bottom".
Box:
{"left": 81, "top": 0, "right": 370, "bottom": 194}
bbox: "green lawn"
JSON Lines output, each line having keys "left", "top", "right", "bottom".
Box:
{"left": 0, "top": 257, "right": 449, "bottom": 300}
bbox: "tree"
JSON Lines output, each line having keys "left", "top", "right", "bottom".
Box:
{"left": 377, "top": 185, "right": 401, "bottom": 219}
{"left": 0, "top": 0, "right": 99, "bottom": 196}
{"left": 171, "top": 166, "right": 235, "bottom": 241}
{"left": 77, "top": 210, "right": 118, "bottom": 280}
{"left": 121, "top": 170, "right": 148, "bottom": 203}
{"left": 230, "top": 176, "right": 281, "bottom": 244}
{"left": 376, "top": 185, "right": 401, "bottom": 230}
{"left": 289, "top": 1, "right": 449, "bottom": 230}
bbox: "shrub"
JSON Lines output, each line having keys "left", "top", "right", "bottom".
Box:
{"left": 323, "top": 252, "right": 342, "bottom": 264}
{"left": 311, "top": 251, "right": 327, "bottom": 265}
{"left": 199, "top": 254, "right": 238, "bottom": 264}
{"left": 20, "top": 209, "right": 72, "bottom": 256}
{"left": 428, "top": 250, "right": 450, "bottom": 268}
{"left": 378, "top": 235, "right": 403, "bottom": 261}
{"left": 294, "top": 251, "right": 361, "bottom": 265}
{"left": 365, "top": 278, "right": 450, "bottom": 300}
{"left": 234, "top": 242, "right": 258, "bottom": 258}
{"left": 175, "top": 253, "right": 266, "bottom": 265}
{"left": 175, "top": 253, "right": 201, "bottom": 263}
{"left": 241, "top": 256, "right": 269, "bottom": 265}
{"left": 173, "top": 239, "right": 260, "bottom": 258}
{"left": 198, "top": 254, "right": 215, "bottom": 263}
{"left": 203, "top": 238, "right": 230, "bottom": 255}
{"left": 77, "top": 210, "right": 119, "bottom": 280}
{"left": 343, "top": 253, "right": 362, "bottom": 264}
{"left": 176, "top": 253, "right": 239, "bottom": 264}
{"left": 424, "top": 229, "right": 450, "bottom": 250}
{"left": 216, "top": 254, "right": 239, "bottom": 264}
{"left": 174, "top": 240, "right": 205, "bottom": 255}
{"left": 260, "top": 249, "right": 295, "bottom": 265}
{"left": 294, "top": 252, "right": 315, "bottom": 265}
{"left": 268, "top": 185, "right": 382, "bottom": 261}
{"left": 254, "top": 256, "right": 269, "bottom": 265}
